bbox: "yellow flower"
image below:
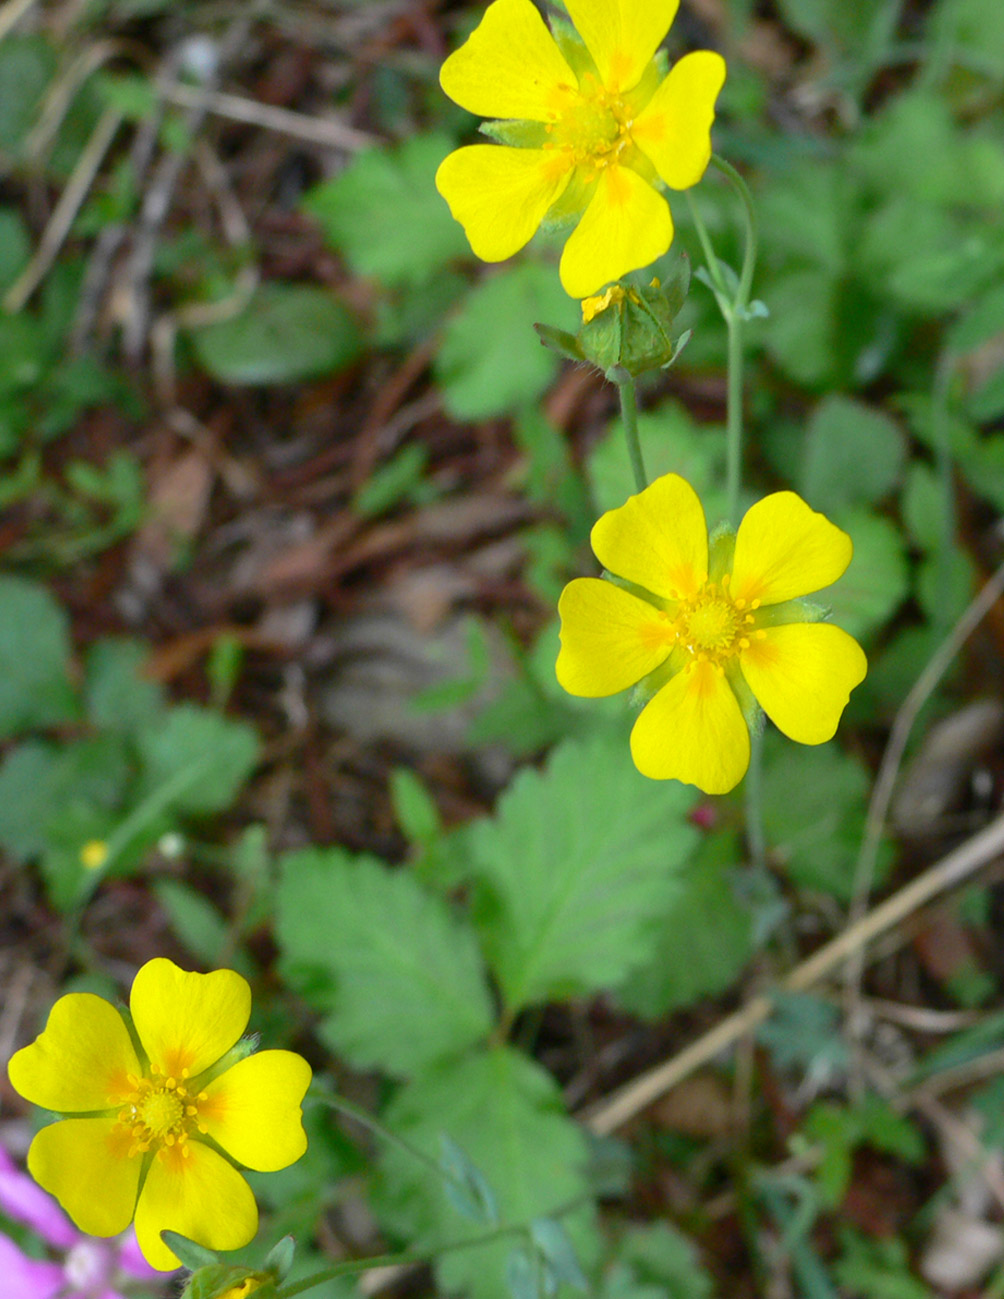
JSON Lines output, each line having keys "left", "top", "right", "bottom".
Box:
{"left": 435, "top": 0, "right": 726, "bottom": 298}
{"left": 556, "top": 474, "right": 867, "bottom": 794}
{"left": 7, "top": 958, "right": 312, "bottom": 1272}
{"left": 79, "top": 839, "right": 109, "bottom": 870}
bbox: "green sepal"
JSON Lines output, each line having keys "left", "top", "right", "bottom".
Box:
{"left": 161, "top": 1233, "right": 219, "bottom": 1273}
{"left": 577, "top": 252, "right": 693, "bottom": 378}
{"left": 725, "top": 663, "right": 764, "bottom": 737}
{"left": 479, "top": 119, "right": 550, "bottom": 149}
{"left": 755, "top": 598, "right": 830, "bottom": 627}
{"left": 548, "top": 15, "right": 598, "bottom": 82}
{"left": 180, "top": 1266, "right": 274, "bottom": 1299}
{"left": 535, "top": 323, "right": 584, "bottom": 362}
{"left": 262, "top": 1235, "right": 296, "bottom": 1283}
{"left": 708, "top": 526, "right": 737, "bottom": 580}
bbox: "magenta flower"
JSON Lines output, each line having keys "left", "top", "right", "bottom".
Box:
{"left": 0, "top": 1144, "right": 171, "bottom": 1299}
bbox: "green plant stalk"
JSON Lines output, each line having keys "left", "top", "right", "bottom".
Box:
{"left": 617, "top": 375, "right": 647, "bottom": 492}
{"left": 688, "top": 157, "right": 764, "bottom": 849}
{"left": 274, "top": 1223, "right": 528, "bottom": 1298}
{"left": 309, "top": 1088, "right": 455, "bottom": 1191}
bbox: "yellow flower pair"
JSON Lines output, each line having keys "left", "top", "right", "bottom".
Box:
{"left": 557, "top": 475, "right": 867, "bottom": 794}
{"left": 436, "top": 0, "right": 725, "bottom": 297}
{"left": 8, "top": 959, "right": 311, "bottom": 1271}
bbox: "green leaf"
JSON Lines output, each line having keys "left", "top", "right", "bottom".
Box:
{"left": 800, "top": 396, "right": 906, "bottom": 512}
{"left": 302, "top": 133, "right": 469, "bottom": 288}
{"left": 84, "top": 639, "right": 165, "bottom": 733}
{"left": 353, "top": 443, "right": 429, "bottom": 517}
{"left": 191, "top": 284, "right": 361, "bottom": 386}
{"left": 815, "top": 510, "right": 909, "bottom": 641}
{"left": 607, "top": 1224, "right": 715, "bottom": 1299}
{"left": 153, "top": 879, "right": 254, "bottom": 977}
{"left": 0, "top": 208, "right": 31, "bottom": 293}
{"left": 435, "top": 263, "right": 577, "bottom": 419}
{"left": 467, "top": 733, "right": 699, "bottom": 1012}
{"left": 275, "top": 847, "right": 495, "bottom": 1075}
{"left": 587, "top": 401, "right": 726, "bottom": 523}
{"left": 761, "top": 269, "right": 839, "bottom": 387}
{"left": 901, "top": 463, "right": 947, "bottom": 554}
{"left": 0, "top": 36, "right": 55, "bottom": 152}
{"left": 136, "top": 704, "right": 258, "bottom": 814}
{"left": 616, "top": 833, "right": 755, "bottom": 1017}
{"left": 760, "top": 736, "right": 887, "bottom": 900}
{"left": 0, "top": 577, "right": 78, "bottom": 736}
{"left": 378, "top": 1047, "right": 596, "bottom": 1299}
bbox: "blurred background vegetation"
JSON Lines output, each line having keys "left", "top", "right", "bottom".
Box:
{"left": 2, "top": 0, "right": 1004, "bottom": 1294}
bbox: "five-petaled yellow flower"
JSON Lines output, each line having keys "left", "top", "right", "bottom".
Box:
{"left": 7, "top": 958, "right": 311, "bottom": 1271}
{"left": 436, "top": 0, "right": 726, "bottom": 298}
{"left": 556, "top": 474, "right": 867, "bottom": 793}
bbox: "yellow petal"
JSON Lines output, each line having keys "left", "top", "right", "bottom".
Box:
{"left": 27, "top": 1118, "right": 140, "bottom": 1237}
{"left": 440, "top": 0, "right": 577, "bottom": 120}
{"left": 632, "top": 51, "right": 727, "bottom": 189}
{"left": 198, "top": 1051, "right": 312, "bottom": 1172}
{"left": 556, "top": 578, "right": 675, "bottom": 697}
{"left": 559, "top": 164, "right": 672, "bottom": 298}
{"left": 730, "top": 491, "right": 853, "bottom": 607}
{"left": 130, "top": 959, "right": 250, "bottom": 1081}
{"left": 590, "top": 472, "right": 708, "bottom": 601}
{"left": 565, "top": 0, "right": 679, "bottom": 93}
{"left": 740, "top": 623, "right": 867, "bottom": 745}
{"left": 8, "top": 993, "right": 140, "bottom": 1112}
{"left": 630, "top": 659, "right": 750, "bottom": 793}
{"left": 134, "top": 1140, "right": 258, "bottom": 1271}
{"left": 436, "top": 144, "right": 571, "bottom": 263}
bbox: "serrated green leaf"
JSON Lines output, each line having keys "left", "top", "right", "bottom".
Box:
{"left": 378, "top": 1047, "right": 596, "bottom": 1299}
{"left": 303, "top": 133, "right": 469, "bottom": 288}
{"left": 435, "top": 263, "right": 576, "bottom": 420}
{"left": 616, "top": 833, "right": 755, "bottom": 1017}
{"left": 467, "top": 734, "right": 699, "bottom": 1012}
{"left": 191, "top": 285, "right": 361, "bottom": 386}
{"left": 275, "top": 847, "right": 494, "bottom": 1074}
{"left": 0, "top": 577, "right": 78, "bottom": 736}
{"left": 136, "top": 704, "right": 258, "bottom": 814}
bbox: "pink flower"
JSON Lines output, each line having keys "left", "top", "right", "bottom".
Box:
{"left": 0, "top": 1144, "right": 172, "bottom": 1299}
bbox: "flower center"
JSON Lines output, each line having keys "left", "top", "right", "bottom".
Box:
{"left": 117, "top": 1072, "right": 208, "bottom": 1159}
{"left": 546, "top": 82, "right": 632, "bottom": 171}
{"left": 671, "top": 580, "right": 762, "bottom": 665}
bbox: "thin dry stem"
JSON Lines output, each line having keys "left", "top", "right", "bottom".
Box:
{"left": 583, "top": 810, "right": 1004, "bottom": 1135}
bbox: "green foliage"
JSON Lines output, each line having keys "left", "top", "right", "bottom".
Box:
{"left": 800, "top": 396, "right": 906, "bottom": 512}
{"left": 275, "top": 847, "right": 495, "bottom": 1075}
{"left": 815, "top": 510, "right": 910, "bottom": 641}
{"left": 191, "top": 285, "right": 361, "bottom": 386}
{"left": 0, "top": 36, "right": 55, "bottom": 153}
{"left": 378, "top": 1048, "right": 595, "bottom": 1299}
{"left": 303, "top": 133, "right": 469, "bottom": 288}
{"left": 616, "top": 832, "right": 755, "bottom": 1017}
{"left": 136, "top": 704, "right": 259, "bottom": 814}
{"left": 833, "top": 1229, "right": 933, "bottom": 1299}
{"left": 435, "top": 263, "right": 577, "bottom": 419}
{"left": 601, "top": 1224, "right": 715, "bottom": 1299}
{"left": 587, "top": 401, "right": 726, "bottom": 523}
{"left": 466, "top": 733, "right": 699, "bottom": 1012}
{"left": 760, "top": 738, "right": 889, "bottom": 900}
{"left": 0, "top": 577, "right": 77, "bottom": 736}
{"left": 802, "top": 1096, "right": 925, "bottom": 1208}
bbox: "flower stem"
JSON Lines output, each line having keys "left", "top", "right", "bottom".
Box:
{"left": 309, "top": 1087, "right": 452, "bottom": 1189}
{"left": 617, "top": 374, "right": 647, "bottom": 492}
{"left": 687, "top": 157, "right": 759, "bottom": 529}
{"left": 274, "top": 1223, "right": 527, "bottom": 1298}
